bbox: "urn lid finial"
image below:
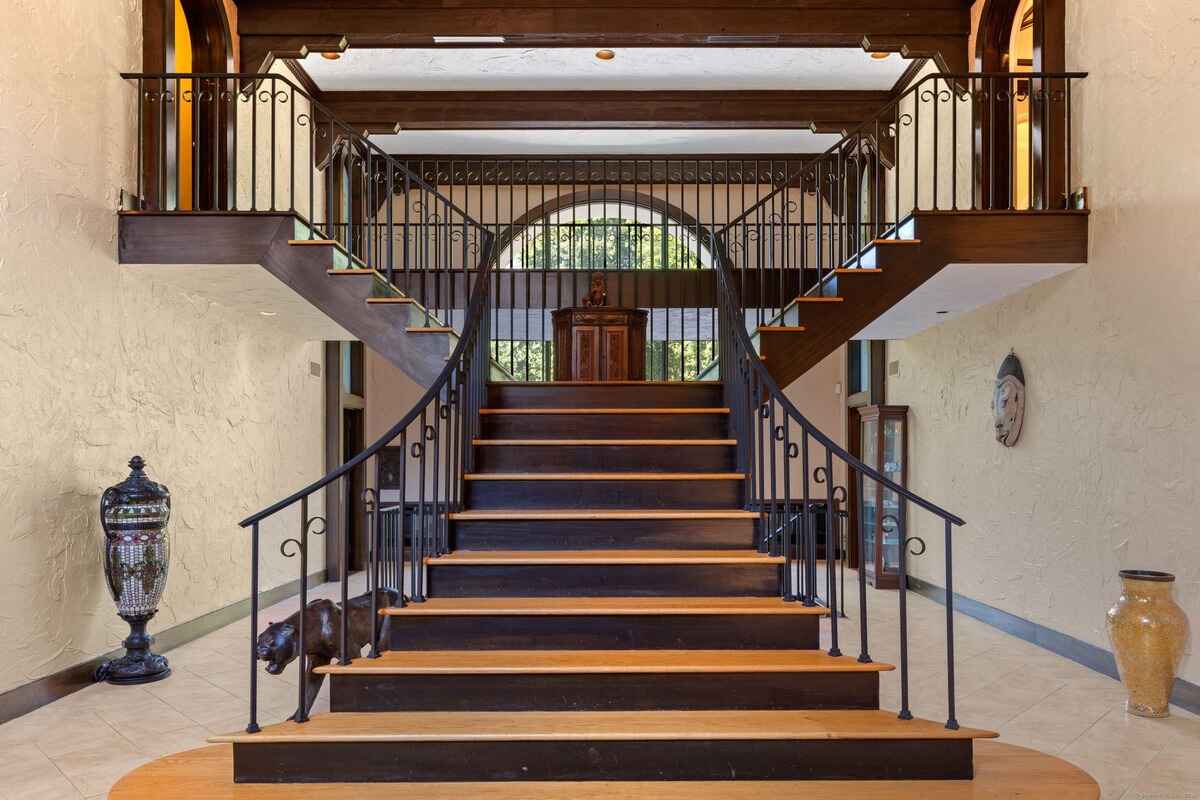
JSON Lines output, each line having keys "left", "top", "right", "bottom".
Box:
{"left": 128, "top": 455, "right": 146, "bottom": 473}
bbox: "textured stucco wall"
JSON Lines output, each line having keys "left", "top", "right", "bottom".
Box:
{"left": 888, "top": 0, "right": 1200, "bottom": 684}
{"left": 0, "top": 1, "right": 326, "bottom": 694}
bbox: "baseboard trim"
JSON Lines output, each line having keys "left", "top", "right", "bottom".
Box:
{"left": 905, "top": 574, "right": 1200, "bottom": 716}
{"left": 0, "top": 570, "right": 327, "bottom": 726}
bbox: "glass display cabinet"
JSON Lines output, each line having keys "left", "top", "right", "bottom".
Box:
{"left": 856, "top": 405, "right": 908, "bottom": 590}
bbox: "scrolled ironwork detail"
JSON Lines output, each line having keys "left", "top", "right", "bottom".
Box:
{"left": 279, "top": 538, "right": 303, "bottom": 559}
{"left": 305, "top": 515, "right": 328, "bottom": 537}
{"left": 905, "top": 536, "right": 927, "bottom": 556}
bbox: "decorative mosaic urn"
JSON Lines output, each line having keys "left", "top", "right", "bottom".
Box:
{"left": 95, "top": 456, "right": 172, "bottom": 685}
{"left": 1106, "top": 570, "right": 1188, "bottom": 718}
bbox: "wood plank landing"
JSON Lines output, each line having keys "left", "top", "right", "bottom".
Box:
{"left": 381, "top": 597, "right": 829, "bottom": 616}
{"left": 210, "top": 710, "right": 996, "bottom": 744}
{"left": 316, "top": 650, "right": 895, "bottom": 675}
{"left": 110, "top": 742, "right": 1100, "bottom": 799}
{"left": 428, "top": 550, "right": 785, "bottom": 565}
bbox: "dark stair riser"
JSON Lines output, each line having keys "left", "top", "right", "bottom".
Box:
{"left": 330, "top": 671, "right": 879, "bottom": 712}
{"left": 488, "top": 383, "right": 724, "bottom": 409}
{"left": 481, "top": 413, "right": 728, "bottom": 440}
{"left": 452, "top": 518, "right": 757, "bottom": 550}
{"left": 385, "top": 614, "right": 819, "bottom": 650}
{"left": 233, "top": 738, "right": 974, "bottom": 782}
{"left": 465, "top": 479, "right": 742, "bottom": 510}
{"left": 426, "top": 563, "right": 781, "bottom": 597}
{"left": 473, "top": 444, "right": 736, "bottom": 473}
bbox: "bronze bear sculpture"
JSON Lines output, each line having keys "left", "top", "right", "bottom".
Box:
{"left": 255, "top": 588, "right": 399, "bottom": 720}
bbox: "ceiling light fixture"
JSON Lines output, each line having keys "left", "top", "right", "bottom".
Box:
{"left": 432, "top": 35, "right": 506, "bottom": 44}
{"left": 870, "top": 52, "right": 892, "bottom": 60}
{"left": 595, "top": 49, "right": 616, "bottom": 61}
{"left": 320, "top": 52, "right": 341, "bottom": 60}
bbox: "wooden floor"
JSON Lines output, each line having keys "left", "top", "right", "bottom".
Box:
{"left": 315, "top": 649, "right": 895, "bottom": 675}
{"left": 380, "top": 596, "right": 829, "bottom": 616}
{"left": 110, "top": 742, "right": 1100, "bottom": 799}
{"left": 209, "top": 710, "right": 996, "bottom": 744}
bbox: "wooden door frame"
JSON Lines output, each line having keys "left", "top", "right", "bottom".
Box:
{"left": 973, "top": 0, "right": 1067, "bottom": 209}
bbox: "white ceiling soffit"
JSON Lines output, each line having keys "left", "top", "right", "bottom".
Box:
{"left": 854, "top": 263, "right": 1080, "bottom": 341}
{"left": 302, "top": 47, "right": 909, "bottom": 92}
{"left": 369, "top": 129, "right": 842, "bottom": 155}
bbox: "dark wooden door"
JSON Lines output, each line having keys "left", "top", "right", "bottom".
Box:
{"left": 603, "top": 326, "right": 629, "bottom": 381}
{"left": 572, "top": 325, "right": 600, "bottom": 381}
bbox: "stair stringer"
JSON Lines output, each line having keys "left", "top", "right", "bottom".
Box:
{"left": 757, "top": 210, "right": 1088, "bottom": 388}
{"left": 118, "top": 212, "right": 455, "bottom": 385}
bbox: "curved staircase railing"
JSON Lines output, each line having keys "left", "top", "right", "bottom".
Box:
{"left": 237, "top": 221, "right": 495, "bottom": 733}
{"left": 707, "top": 70, "right": 1086, "bottom": 731}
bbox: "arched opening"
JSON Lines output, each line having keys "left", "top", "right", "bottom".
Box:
{"left": 499, "top": 198, "right": 713, "bottom": 271}
{"left": 974, "top": 0, "right": 1066, "bottom": 209}
{"left": 141, "top": 0, "right": 235, "bottom": 210}
{"left": 491, "top": 192, "right": 717, "bottom": 382}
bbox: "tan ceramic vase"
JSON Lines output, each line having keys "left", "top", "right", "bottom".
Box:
{"left": 1105, "top": 570, "right": 1189, "bottom": 718}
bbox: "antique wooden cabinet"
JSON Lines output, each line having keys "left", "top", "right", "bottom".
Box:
{"left": 855, "top": 404, "right": 909, "bottom": 590}
{"left": 552, "top": 307, "right": 648, "bottom": 382}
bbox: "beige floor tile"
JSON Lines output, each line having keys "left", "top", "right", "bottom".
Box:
{"left": 49, "top": 738, "right": 151, "bottom": 798}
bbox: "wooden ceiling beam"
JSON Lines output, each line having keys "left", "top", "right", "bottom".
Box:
{"left": 319, "top": 90, "right": 893, "bottom": 131}
{"left": 236, "top": 1, "right": 971, "bottom": 72}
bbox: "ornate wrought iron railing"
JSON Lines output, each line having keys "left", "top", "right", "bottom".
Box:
{"left": 121, "top": 71, "right": 486, "bottom": 325}
{"left": 709, "top": 223, "right": 965, "bottom": 728}
{"left": 720, "top": 71, "right": 1088, "bottom": 324}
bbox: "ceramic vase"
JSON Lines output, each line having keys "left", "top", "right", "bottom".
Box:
{"left": 1105, "top": 570, "right": 1188, "bottom": 718}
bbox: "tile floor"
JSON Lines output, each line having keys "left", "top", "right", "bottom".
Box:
{"left": 0, "top": 570, "right": 1196, "bottom": 800}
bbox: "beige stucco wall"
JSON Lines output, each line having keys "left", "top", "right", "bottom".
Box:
{"left": 0, "top": 1, "right": 326, "bottom": 694}
{"left": 887, "top": 0, "right": 1199, "bottom": 685}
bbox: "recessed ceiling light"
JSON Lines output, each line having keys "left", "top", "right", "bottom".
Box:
{"left": 259, "top": 311, "right": 278, "bottom": 317}
{"left": 320, "top": 52, "right": 341, "bottom": 60}
{"left": 595, "top": 49, "right": 616, "bottom": 61}
{"left": 433, "top": 36, "right": 506, "bottom": 44}
{"left": 870, "top": 52, "right": 892, "bottom": 60}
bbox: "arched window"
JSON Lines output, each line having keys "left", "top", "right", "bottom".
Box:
{"left": 499, "top": 200, "right": 713, "bottom": 270}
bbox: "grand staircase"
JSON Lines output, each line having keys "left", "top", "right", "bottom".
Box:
{"left": 111, "top": 68, "right": 1099, "bottom": 798}
{"left": 217, "top": 382, "right": 998, "bottom": 785}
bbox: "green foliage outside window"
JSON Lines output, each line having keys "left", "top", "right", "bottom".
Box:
{"left": 515, "top": 219, "right": 703, "bottom": 270}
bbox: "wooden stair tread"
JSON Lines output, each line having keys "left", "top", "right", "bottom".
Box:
{"left": 872, "top": 238, "right": 922, "bottom": 245}
{"left": 316, "top": 650, "right": 894, "bottom": 675}
{"left": 111, "top": 741, "right": 1102, "bottom": 799}
{"left": 794, "top": 295, "right": 844, "bottom": 302}
{"left": 756, "top": 326, "right": 807, "bottom": 333}
{"left": 488, "top": 381, "right": 714, "bottom": 386}
{"left": 471, "top": 439, "right": 737, "bottom": 446}
{"left": 480, "top": 407, "right": 730, "bottom": 415}
{"left": 835, "top": 268, "right": 883, "bottom": 274}
{"left": 429, "top": 550, "right": 784, "bottom": 565}
{"left": 211, "top": 710, "right": 995, "bottom": 744}
{"left": 366, "top": 296, "right": 415, "bottom": 304}
{"left": 382, "top": 597, "right": 823, "bottom": 616}
{"left": 463, "top": 472, "right": 744, "bottom": 481}
{"left": 288, "top": 238, "right": 338, "bottom": 246}
{"left": 448, "top": 509, "right": 759, "bottom": 521}
{"left": 407, "top": 326, "right": 455, "bottom": 333}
